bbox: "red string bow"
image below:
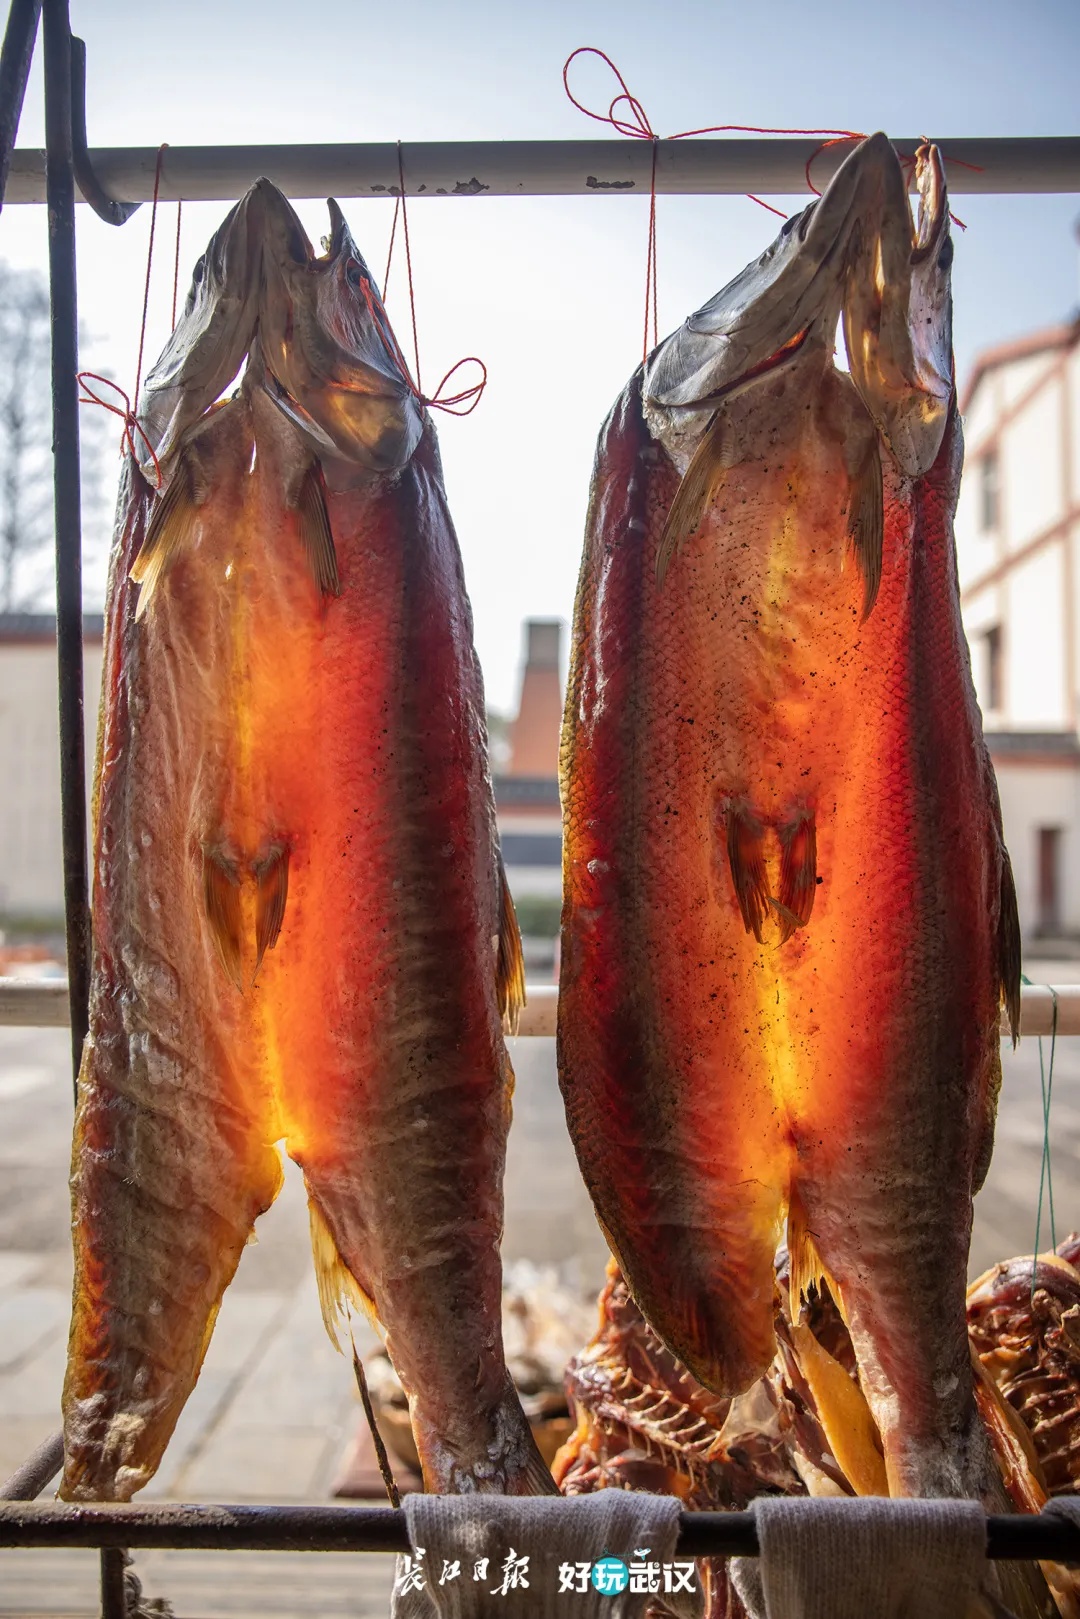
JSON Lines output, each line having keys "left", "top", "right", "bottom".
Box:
{"left": 77, "top": 372, "right": 163, "bottom": 489}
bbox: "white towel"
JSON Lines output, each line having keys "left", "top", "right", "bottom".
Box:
{"left": 1044, "top": 1496, "right": 1080, "bottom": 1568}
{"left": 730, "top": 1496, "right": 992, "bottom": 1619}
{"left": 390, "top": 1489, "right": 701, "bottom": 1619}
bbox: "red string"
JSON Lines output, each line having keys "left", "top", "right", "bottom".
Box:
{"left": 80, "top": 145, "right": 171, "bottom": 485}
{"left": 382, "top": 194, "right": 399, "bottom": 300}
{"left": 77, "top": 373, "right": 163, "bottom": 489}
{"left": 171, "top": 197, "right": 183, "bottom": 329}
{"left": 133, "top": 144, "right": 168, "bottom": 410}
{"left": 562, "top": 48, "right": 977, "bottom": 359}
{"left": 358, "top": 276, "right": 487, "bottom": 417}
{"left": 372, "top": 143, "right": 488, "bottom": 416}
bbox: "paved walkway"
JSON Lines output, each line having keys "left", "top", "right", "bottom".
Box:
{"left": 1, "top": 980, "right": 1077, "bottom": 1616}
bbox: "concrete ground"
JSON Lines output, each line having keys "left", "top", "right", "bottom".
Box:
{"left": 1, "top": 976, "right": 1077, "bottom": 1617}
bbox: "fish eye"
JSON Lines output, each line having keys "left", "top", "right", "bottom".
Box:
{"left": 345, "top": 259, "right": 364, "bottom": 289}
{"left": 192, "top": 255, "right": 206, "bottom": 286}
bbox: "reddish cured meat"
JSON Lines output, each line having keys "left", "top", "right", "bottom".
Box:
{"left": 62, "top": 183, "right": 547, "bottom": 1501}
{"left": 559, "top": 136, "right": 1023, "bottom": 1518}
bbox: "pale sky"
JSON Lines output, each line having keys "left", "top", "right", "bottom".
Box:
{"left": 1, "top": 0, "right": 1077, "bottom": 711}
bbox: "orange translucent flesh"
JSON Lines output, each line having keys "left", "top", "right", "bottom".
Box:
{"left": 181, "top": 458, "right": 396, "bottom": 1168}
{"left": 65, "top": 406, "right": 531, "bottom": 1499}
{"left": 562, "top": 367, "right": 998, "bottom": 1483}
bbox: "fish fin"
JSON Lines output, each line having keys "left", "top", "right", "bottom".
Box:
{"left": 724, "top": 801, "right": 770, "bottom": 943}
{"left": 201, "top": 846, "right": 244, "bottom": 991}
{"left": 847, "top": 439, "right": 883, "bottom": 620}
{"left": 789, "top": 1317, "right": 888, "bottom": 1497}
{"left": 970, "top": 1345, "right": 1047, "bottom": 1512}
{"left": 517, "top": 1439, "right": 560, "bottom": 1496}
{"left": 253, "top": 843, "right": 290, "bottom": 977}
{"left": 296, "top": 460, "right": 340, "bottom": 597}
{"left": 130, "top": 455, "right": 198, "bottom": 617}
{"left": 496, "top": 854, "right": 526, "bottom": 1035}
{"left": 655, "top": 410, "right": 728, "bottom": 588}
{"left": 777, "top": 811, "right": 818, "bottom": 943}
{"left": 307, "top": 1195, "right": 380, "bottom": 1354}
{"left": 998, "top": 846, "right": 1021, "bottom": 1046}
{"left": 787, "top": 1192, "right": 842, "bottom": 1315}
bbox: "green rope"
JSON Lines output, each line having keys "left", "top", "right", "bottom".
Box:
{"left": 1025, "top": 974, "right": 1058, "bottom": 1288}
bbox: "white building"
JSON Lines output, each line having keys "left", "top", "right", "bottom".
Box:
{"left": 0, "top": 614, "right": 102, "bottom": 922}
{"left": 957, "top": 315, "right": 1080, "bottom": 946}
{"left": 494, "top": 620, "right": 564, "bottom": 974}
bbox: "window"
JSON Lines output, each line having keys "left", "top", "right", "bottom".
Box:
{"left": 980, "top": 452, "right": 1000, "bottom": 532}
{"left": 984, "top": 624, "right": 1003, "bottom": 712}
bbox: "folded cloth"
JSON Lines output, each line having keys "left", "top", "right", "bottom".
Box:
{"left": 390, "top": 1488, "right": 701, "bottom": 1619}
{"left": 1043, "top": 1496, "right": 1080, "bottom": 1569}
{"left": 730, "top": 1496, "right": 991, "bottom": 1619}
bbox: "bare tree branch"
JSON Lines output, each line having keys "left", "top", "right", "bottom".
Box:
{"left": 0, "top": 260, "right": 110, "bottom": 612}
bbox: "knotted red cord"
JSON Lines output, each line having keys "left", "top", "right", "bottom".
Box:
{"left": 373, "top": 143, "right": 487, "bottom": 416}
{"left": 564, "top": 48, "right": 871, "bottom": 359}
{"left": 80, "top": 144, "right": 174, "bottom": 481}
{"left": 77, "top": 373, "right": 163, "bottom": 489}
{"left": 562, "top": 48, "right": 977, "bottom": 360}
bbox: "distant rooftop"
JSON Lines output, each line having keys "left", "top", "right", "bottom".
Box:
{"left": 960, "top": 314, "right": 1080, "bottom": 415}
{"left": 0, "top": 612, "right": 104, "bottom": 642}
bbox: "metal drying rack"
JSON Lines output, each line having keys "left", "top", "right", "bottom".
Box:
{"left": 2, "top": 0, "right": 1080, "bottom": 1613}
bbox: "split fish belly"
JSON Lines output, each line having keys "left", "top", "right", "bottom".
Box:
{"left": 62, "top": 457, "right": 284, "bottom": 1502}
{"left": 560, "top": 411, "right": 863, "bottom": 1400}
{"left": 636, "top": 450, "right": 866, "bottom": 1393}
{"left": 790, "top": 474, "right": 1003, "bottom": 1499}
{"left": 256, "top": 462, "right": 534, "bottom": 1492}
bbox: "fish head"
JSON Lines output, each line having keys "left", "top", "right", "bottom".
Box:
{"left": 842, "top": 141, "right": 953, "bottom": 478}
{"left": 644, "top": 134, "right": 905, "bottom": 432}
{"left": 255, "top": 180, "right": 424, "bottom": 474}
{"left": 137, "top": 187, "right": 265, "bottom": 477}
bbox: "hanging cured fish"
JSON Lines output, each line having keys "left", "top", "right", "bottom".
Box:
{"left": 62, "top": 181, "right": 550, "bottom": 1501}
{"left": 559, "top": 135, "right": 1022, "bottom": 1510}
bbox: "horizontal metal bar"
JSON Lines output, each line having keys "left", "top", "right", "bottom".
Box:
{"left": 5, "top": 137, "right": 1079, "bottom": 205}
{"left": 0, "top": 977, "right": 1073, "bottom": 1038}
{"left": 1, "top": 1502, "right": 1078, "bottom": 1562}
{"left": 0, "top": 978, "right": 71, "bottom": 1027}
{"left": 0, "top": 1432, "right": 64, "bottom": 1502}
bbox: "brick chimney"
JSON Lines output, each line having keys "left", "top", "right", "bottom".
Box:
{"left": 507, "top": 620, "right": 563, "bottom": 778}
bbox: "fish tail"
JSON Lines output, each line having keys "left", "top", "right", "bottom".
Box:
{"left": 411, "top": 1381, "right": 559, "bottom": 1497}
{"left": 306, "top": 1191, "right": 380, "bottom": 1353}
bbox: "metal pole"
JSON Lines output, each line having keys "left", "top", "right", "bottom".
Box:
{"left": 41, "top": 0, "right": 90, "bottom": 1094}
{"left": 1, "top": 976, "right": 1079, "bottom": 1039}
{"left": 5, "top": 135, "right": 1080, "bottom": 205}
{"left": 0, "top": 0, "right": 42, "bottom": 209}
{"left": 99, "top": 1547, "right": 128, "bottom": 1619}
{"left": 0, "top": 1431, "right": 63, "bottom": 1501}
{"left": 1, "top": 1502, "right": 1079, "bottom": 1563}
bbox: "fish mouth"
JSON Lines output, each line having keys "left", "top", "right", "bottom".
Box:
{"left": 247, "top": 179, "right": 424, "bottom": 471}
{"left": 253, "top": 179, "right": 414, "bottom": 403}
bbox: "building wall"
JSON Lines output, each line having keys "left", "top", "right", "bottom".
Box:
{"left": 0, "top": 641, "right": 102, "bottom": 919}
{"left": 956, "top": 331, "right": 1080, "bottom": 941}
{"left": 993, "top": 760, "right": 1080, "bottom": 937}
